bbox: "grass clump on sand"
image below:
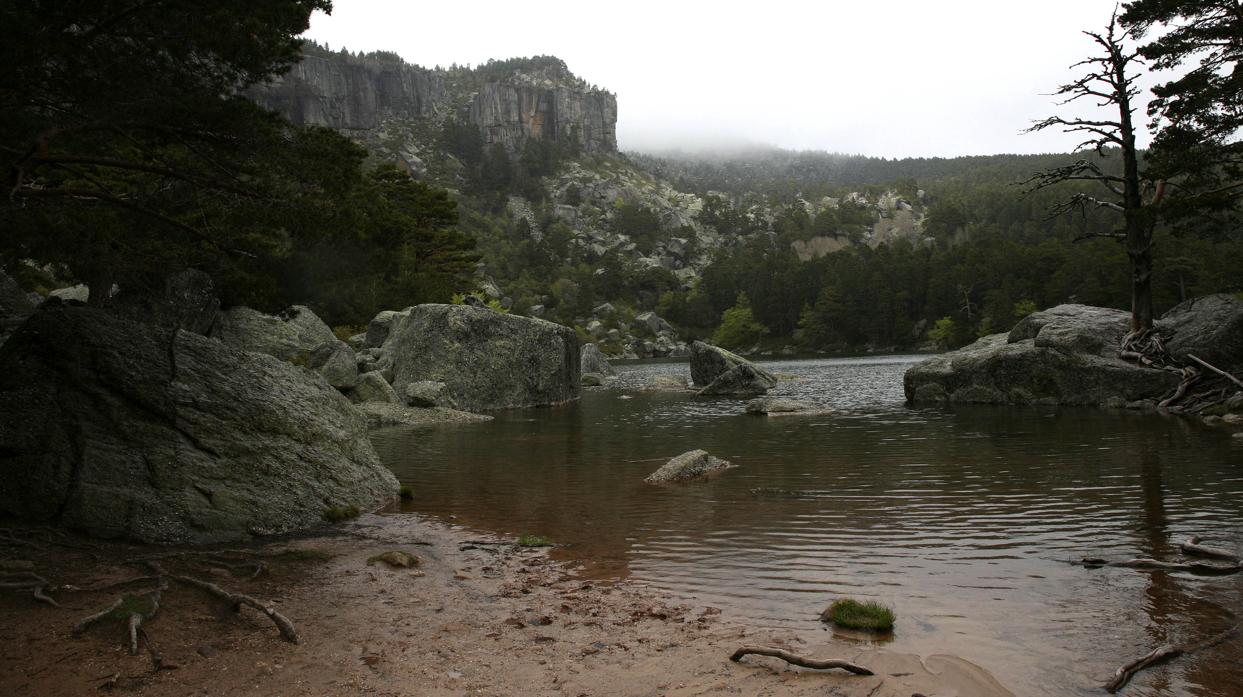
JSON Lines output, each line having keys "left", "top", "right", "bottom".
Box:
{"left": 323, "top": 504, "right": 360, "bottom": 522}
{"left": 822, "top": 598, "right": 895, "bottom": 631}
{"left": 517, "top": 534, "right": 553, "bottom": 547}
{"left": 398, "top": 485, "right": 414, "bottom": 500}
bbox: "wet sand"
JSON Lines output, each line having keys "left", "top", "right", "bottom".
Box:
{"left": 0, "top": 514, "right": 1013, "bottom": 697}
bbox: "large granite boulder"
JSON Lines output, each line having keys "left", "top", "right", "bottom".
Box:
{"left": 349, "top": 371, "right": 401, "bottom": 405}
{"left": 699, "top": 364, "right": 779, "bottom": 396}
{"left": 581, "top": 342, "right": 615, "bottom": 377}
{"left": 0, "top": 306, "right": 398, "bottom": 544}
{"left": 745, "top": 397, "right": 831, "bottom": 416}
{"left": 690, "top": 340, "right": 776, "bottom": 387}
{"left": 905, "top": 304, "right": 1181, "bottom": 406}
{"left": 1158, "top": 294, "right": 1243, "bottom": 371}
{"left": 645, "top": 450, "right": 733, "bottom": 484}
{"left": 381, "top": 304, "right": 579, "bottom": 412}
{"left": 633, "top": 311, "right": 673, "bottom": 335}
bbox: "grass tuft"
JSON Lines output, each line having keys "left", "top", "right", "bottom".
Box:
{"left": 516, "top": 534, "right": 553, "bottom": 547}
{"left": 323, "top": 504, "right": 360, "bottom": 522}
{"left": 398, "top": 485, "right": 414, "bottom": 500}
{"left": 823, "top": 598, "right": 895, "bottom": 631}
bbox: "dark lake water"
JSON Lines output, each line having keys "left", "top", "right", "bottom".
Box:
{"left": 371, "top": 355, "right": 1243, "bottom": 697}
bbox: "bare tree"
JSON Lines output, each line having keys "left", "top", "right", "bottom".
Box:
{"left": 1025, "top": 13, "right": 1164, "bottom": 333}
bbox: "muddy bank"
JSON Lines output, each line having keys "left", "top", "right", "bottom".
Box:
{"left": 0, "top": 514, "right": 1012, "bottom": 697}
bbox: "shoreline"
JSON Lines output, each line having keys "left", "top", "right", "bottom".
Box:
{"left": 0, "top": 514, "right": 1014, "bottom": 697}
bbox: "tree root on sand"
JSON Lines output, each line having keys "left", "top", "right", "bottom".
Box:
{"left": 729, "top": 646, "right": 873, "bottom": 675}
{"left": 1104, "top": 623, "right": 1240, "bottom": 693}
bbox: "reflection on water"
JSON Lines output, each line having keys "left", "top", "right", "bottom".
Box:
{"left": 371, "top": 355, "right": 1243, "bottom": 697}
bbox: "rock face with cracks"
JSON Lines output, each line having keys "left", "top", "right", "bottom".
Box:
{"left": 382, "top": 304, "right": 579, "bottom": 412}
{"left": 0, "top": 306, "right": 397, "bottom": 544}
{"left": 689, "top": 340, "right": 777, "bottom": 395}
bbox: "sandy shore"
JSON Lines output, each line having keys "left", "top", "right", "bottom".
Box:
{"left": 0, "top": 514, "right": 1014, "bottom": 697}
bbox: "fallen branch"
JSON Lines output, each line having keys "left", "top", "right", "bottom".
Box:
{"left": 0, "top": 571, "right": 60, "bottom": 606}
{"left": 74, "top": 598, "right": 124, "bottom": 634}
{"left": 729, "top": 646, "right": 873, "bottom": 675}
{"left": 1187, "top": 354, "right": 1243, "bottom": 390}
{"left": 1079, "top": 557, "right": 1241, "bottom": 575}
{"left": 1104, "top": 623, "right": 1240, "bottom": 692}
{"left": 1180, "top": 536, "right": 1240, "bottom": 563}
{"left": 168, "top": 574, "right": 298, "bottom": 643}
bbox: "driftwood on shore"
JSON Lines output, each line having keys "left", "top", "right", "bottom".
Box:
{"left": 1104, "top": 623, "right": 1240, "bottom": 693}
{"left": 729, "top": 646, "right": 874, "bottom": 675}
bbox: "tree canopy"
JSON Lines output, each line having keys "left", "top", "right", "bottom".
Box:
{"left": 1, "top": 1, "right": 476, "bottom": 324}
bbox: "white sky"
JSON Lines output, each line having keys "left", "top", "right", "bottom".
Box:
{"left": 305, "top": 0, "right": 1162, "bottom": 158}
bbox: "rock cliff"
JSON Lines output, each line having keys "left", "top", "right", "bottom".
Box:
{"left": 251, "top": 49, "right": 616, "bottom": 155}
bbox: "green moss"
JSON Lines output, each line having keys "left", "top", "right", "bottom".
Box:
{"left": 517, "top": 534, "right": 553, "bottom": 547}
{"left": 398, "top": 485, "right": 414, "bottom": 500}
{"left": 323, "top": 504, "right": 360, "bottom": 522}
{"left": 823, "top": 598, "right": 895, "bottom": 631}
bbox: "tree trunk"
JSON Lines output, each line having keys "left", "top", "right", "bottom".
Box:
{"left": 1129, "top": 236, "right": 1154, "bottom": 332}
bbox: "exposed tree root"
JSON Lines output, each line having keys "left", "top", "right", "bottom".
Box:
{"left": 1179, "top": 536, "right": 1240, "bottom": 563}
{"left": 729, "top": 646, "right": 874, "bottom": 675}
{"left": 1, "top": 571, "right": 61, "bottom": 607}
{"left": 167, "top": 571, "right": 299, "bottom": 643}
{"left": 1079, "top": 557, "right": 1241, "bottom": 575}
{"left": 1188, "top": 354, "right": 1243, "bottom": 391}
{"left": 74, "top": 598, "right": 126, "bottom": 634}
{"left": 1104, "top": 623, "right": 1240, "bottom": 693}
{"left": 1118, "top": 331, "right": 1243, "bottom": 414}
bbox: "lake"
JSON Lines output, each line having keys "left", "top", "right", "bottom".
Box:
{"left": 371, "top": 355, "right": 1243, "bottom": 697}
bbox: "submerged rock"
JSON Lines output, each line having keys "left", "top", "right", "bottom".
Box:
{"left": 645, "top": 450, "right": 733, "bottom": 484}
{"left": 904, "top": 304, "right": 1181, "bottom": 406}
{"left": 0, "top": 305, "right": 397, "bottom": 544}
{"left": 641, "top": 374, "right": 691, "bottom": 392}
{"left": 355, "top": 403, "right": 492, "bottom": 429}
{"left": 581, "top": 342, "right": 615, "bottom": 377}
{"left": 745, "top": 397, "right": 830, "bottom": 416}
{"left": 382, "top": 304, "right": 579, "bottom": 412}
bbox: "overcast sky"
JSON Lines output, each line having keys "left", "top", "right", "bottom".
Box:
{"left": 304, "top": 1, "right": 1161, "bottom": 158}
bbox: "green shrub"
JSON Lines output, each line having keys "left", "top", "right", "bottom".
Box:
{"left": 711, "top": 292, "right": 769, "bottom": 349}
{"left": 823, "top": 598, "right": 895, "bottom": 631}
{"left": 398, "top": 485, "right": 414, "bottom": 500}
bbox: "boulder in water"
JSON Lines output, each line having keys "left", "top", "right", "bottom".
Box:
{"left": 698, "top": 363, "right": 778, "bottom": 396}
{"left": 745, "top": 397, "right": 830, "bottom": 416}
{"left": 382, "top": 304, "right": 578, "bottom": 412}
{"left": 689, "top": 340, "right": 776, "bottom": 389}
{"left": 905, "top": 304, "right": 1181, "bottom": 406}
{"left": 645, "top": 450, "right": 733, "bottom": 484}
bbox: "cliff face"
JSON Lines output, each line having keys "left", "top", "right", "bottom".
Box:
{"left": 470, "top": 83, "right": 617, "bottom": 153}
{"left": 250, "top": 52, "right": 617, "bottom": 154}
{"left": 252, "top": 55, "right": 446, "bottom": 131}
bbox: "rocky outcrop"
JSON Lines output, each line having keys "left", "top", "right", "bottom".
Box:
{"left": 350, "top": 371, "right": 401, "bottom": 404}
{"left": 366, "top": 309, "right": 409, "bottom": 349}
{"left": 251, "top": 51, "right": 617, "bottom": 155}
{"left": 581, "top": 343, "right": 615, "bottom": 377}
{"left": 470, "top": 82, "right": 616, "bottom": 154}
{"left": 0, "top": 306, "right": 397, "bottom": 544}
{"left": 904, "top": 304, "right": 1181, "bottom": 406}
{"left": 1158, "top": 294, "right": 1243, "bottom": 371}
{"left": 250, "top": 54, "right": 445, "bottom": 131}
{"left": 354, "top": 403, "right": 492, "bottom": 429}
{"left": 404, "top": 380, "right": 456, "bottom": 409}
{"left": 645, "top": 450, "right": 733, "bottom": 484}
{"left": 381, "top": 304, "right": 579, "bottom": 412}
